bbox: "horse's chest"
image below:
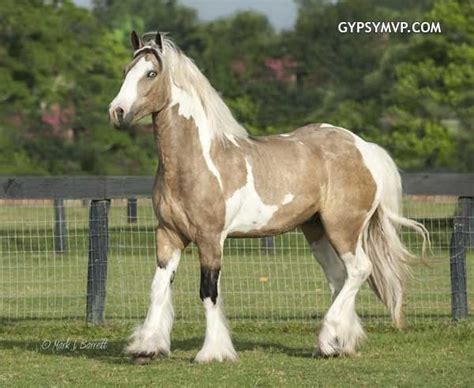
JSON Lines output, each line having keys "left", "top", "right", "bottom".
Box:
{"left": 154, "top": 184, "right": 187, "bottom": 228}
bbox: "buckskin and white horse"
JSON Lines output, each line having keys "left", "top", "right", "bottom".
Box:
{"left": 109, "top": 31, "right": 428, "bottom": 364}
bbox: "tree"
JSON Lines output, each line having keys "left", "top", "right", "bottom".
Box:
{"left": 193, "top": 11, "right": 291, "bottom": 132}
{"left": 0, "top": 0, "right": 471, "bottom": 174}
{"left": 93, "top": 0, "right": 199, "bottom": 48}
{"left": 371, "top": 0, "right": 473, "bottom": 170}
{"left": 290, "top": 0, "right": 471, "bottom": 171}
{"left": 0, "top": 0, "right": 156, "bottom": 174}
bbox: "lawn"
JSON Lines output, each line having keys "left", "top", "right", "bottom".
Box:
{"left": 0, "top": 321, "right": 473, "bottom": 387}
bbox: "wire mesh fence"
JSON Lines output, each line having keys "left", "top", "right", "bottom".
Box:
{"left": 0, "top": 195, "right": 472, "bottom": 325}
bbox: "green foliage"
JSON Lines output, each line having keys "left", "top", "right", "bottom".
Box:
{"left": 0, "top": 125, "right": 47, "bottom": 175}
{"left": 0, "top": 0, "right": 471, "bottom": 174}
{"left": 375, "top": 0, "right": 474, "bottom": 170}
{"left": 93, "top": 0, "right": 199, "bottom": 47}
{"left": 0, "top": 0, "right": 156, "bottom": 175}
{"left": 290, "top": 0, "right": 472, "bottom": 171}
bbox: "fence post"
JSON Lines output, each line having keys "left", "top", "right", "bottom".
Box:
{"left": 469, "top": 199, "right": 474, "bottom": 249}
{"left": 86, "top": 199, "right": 110, "bottom": 324}
{"left": 53, "top": 199, "right": 67, "bottom": 253}
{"left": 261, "top": 236, "right": 275, "bottom": 254}
{"left": 127, "top": 198, "right": 138, "bottom": 224}
{"left": 449, "top": 197, "right": 470, "bottom": 320}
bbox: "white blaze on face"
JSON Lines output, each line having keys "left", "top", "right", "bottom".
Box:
{"left": 224, "top": 159, "right": 278, "bottom": 233}
{"left": 110, "top": 57, "right": 154, "bottom": 117}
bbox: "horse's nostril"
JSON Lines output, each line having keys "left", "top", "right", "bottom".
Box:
{"left": 115, "top": 107, "right": 125, "bottom": 122}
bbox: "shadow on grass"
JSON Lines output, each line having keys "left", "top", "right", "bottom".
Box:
{"left": 0, "top": 335, "right": 313, "bottom": 364}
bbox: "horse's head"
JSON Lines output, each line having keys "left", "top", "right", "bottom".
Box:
{"left": 109, "top": 31, "right": 168, "bottom": 129}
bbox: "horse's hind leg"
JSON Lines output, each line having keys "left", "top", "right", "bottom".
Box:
{"left": 301, "top": 218, "right": 346, "bottom": 300}
{"left": 126, "top": 227, "right": 187, "bottom": 364}
{"left": 316, "top": 209, "right": 374, "bottom": 357}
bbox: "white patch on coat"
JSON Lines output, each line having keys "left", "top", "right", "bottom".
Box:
{"left": 224, "top": 159, "right": 278, "bottom": 233}
{"left": 280, "top": 133, "right": 291, "bottom": 137}
{"left": 110, "top": 57, "right": 154, "bottom": 116}
{"left": 282, "top": 193, "right": 294, "bottom": 205}
{"left": 195, "top": 297, "right": 237, "bottom": 363}
{"left": 126, "top": 250, "right": 181, "bottom": 355}
{"left": 171, "top": 83, "right": 223, "bottom": 189}
{"left": 344, "top": 130, "right": 383, "bottom": 221}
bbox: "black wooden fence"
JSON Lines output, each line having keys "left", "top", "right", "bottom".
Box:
{"left": 1, "top": 174, "right": 473, "bottom": 324}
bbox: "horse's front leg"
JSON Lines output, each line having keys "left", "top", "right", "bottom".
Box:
{"left": 126, "top": 227, "right": 187, "bottom": 364}
{"left": 194, "top": 236, "right": 237, "bottom": 363}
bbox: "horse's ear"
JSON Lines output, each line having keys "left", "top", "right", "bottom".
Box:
{"left": 155, "top": 32, "right": 164, "bottom": 52}
{"left": 130, "top": 30, "right": 142, "bottom": 51}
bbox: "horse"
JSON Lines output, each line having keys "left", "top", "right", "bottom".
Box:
{"left": 109, "top": 31, "right": 429, "bottom": 364}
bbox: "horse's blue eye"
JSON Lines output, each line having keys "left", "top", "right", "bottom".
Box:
{"left": 147, "top": 71, "right": 157, "bottom": 78}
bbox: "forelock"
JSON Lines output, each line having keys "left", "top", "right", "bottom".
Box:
{"left": 133, "top": 45, "right": 162, "bottom": 61}
{"left": 125, "top": 52, "right": 159, "bottom": 75}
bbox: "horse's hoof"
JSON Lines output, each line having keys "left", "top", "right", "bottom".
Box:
{"left": 312, "top": 347, "right": 360, "bottom": 359}
{"left": 129, "top": 351, "right": 160, "bottom": 365}
{"left": 128, "top": 348, "right": 170, "bottom": 365}
{"left": 312, "top": 347, "right": 340, "bottom": 359}
{"left": 131, "top": 355, "right": 154, "bottom": 365}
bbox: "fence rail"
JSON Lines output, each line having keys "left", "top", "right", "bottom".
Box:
{"left": 2, "top": 174, "right": 474, "bottom": 200}
{"left": 0, "top": 175, "right": 473, "bottom": 324}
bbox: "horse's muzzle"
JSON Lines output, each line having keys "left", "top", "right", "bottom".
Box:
{"left": 109, "top": 106, "right": 131, "bottom": 129}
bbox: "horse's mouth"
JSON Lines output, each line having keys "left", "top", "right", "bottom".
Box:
{"left": 109, "top": 107, "right": 133, "bottom": 130}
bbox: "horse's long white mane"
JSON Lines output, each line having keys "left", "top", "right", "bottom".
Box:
{"left": 137, "top": 36, "right": 248, "bottom": 141}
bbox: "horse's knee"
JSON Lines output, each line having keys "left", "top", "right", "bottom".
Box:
{"left": 197, "top": 236, "right": 223, "bottom": 303}
{"left": 156, "top": 228, "right": 187, "bottom": 268}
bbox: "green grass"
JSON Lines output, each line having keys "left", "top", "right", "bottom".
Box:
{"left": 0, "top": 321, "right": 473, "bottom": 387}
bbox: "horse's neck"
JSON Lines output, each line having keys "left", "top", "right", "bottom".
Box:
{"left": 153, "top": 109, "right": 183, "bottom": 176}
{"left": 153, "top": 106, "right": 218, "bottom": 180}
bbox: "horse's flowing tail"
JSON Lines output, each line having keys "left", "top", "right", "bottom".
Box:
{"left": 362, "top": 144, "right": 430, "bottom": 328}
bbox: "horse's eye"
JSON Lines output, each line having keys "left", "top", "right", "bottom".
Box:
{"left": 147, "top": 71, "right": 157, "bottom": 78}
